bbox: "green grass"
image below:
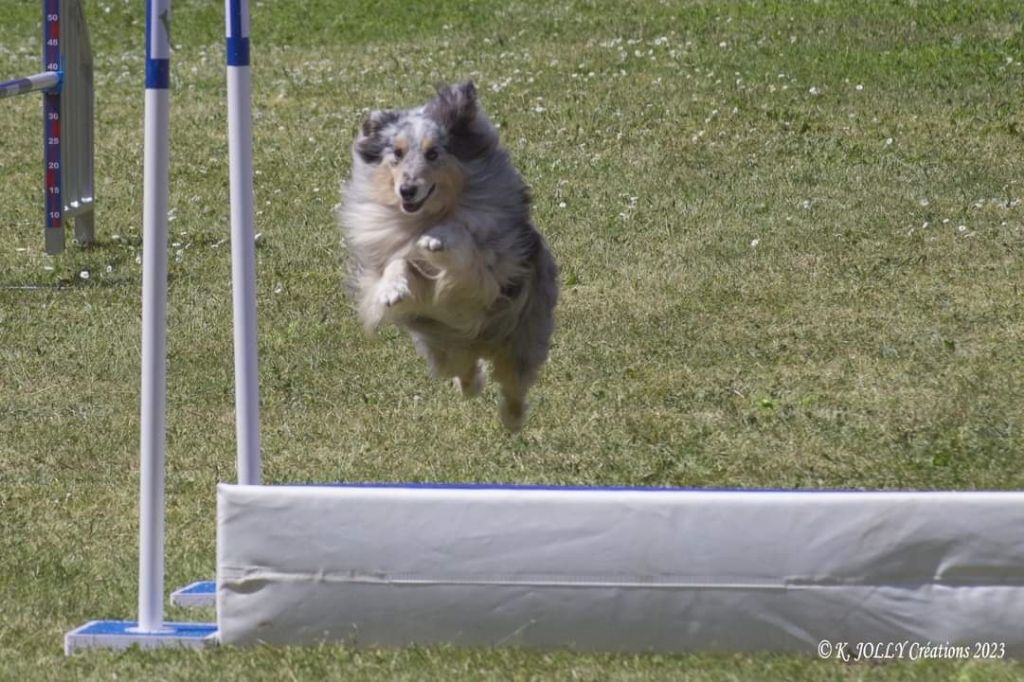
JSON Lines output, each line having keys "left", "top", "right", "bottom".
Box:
{"left": 2, "top": 0, "right": 1024, "bottom": 678}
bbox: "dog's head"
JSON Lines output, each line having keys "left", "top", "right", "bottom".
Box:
{"left": 353, "top": 81, "right": 497, "bottom": 216}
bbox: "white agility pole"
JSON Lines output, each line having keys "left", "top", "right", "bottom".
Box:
{"left": 135, "top": 0, "right": 172, "bottom": 634}
{"left": 65, "top": 0, "right": 217, "bottom": 653}
{"left": 225, "top": 0, "right": 262, "bottom": 486}
{"left": 168, "top": 0, "right": 260, "bottom": 607}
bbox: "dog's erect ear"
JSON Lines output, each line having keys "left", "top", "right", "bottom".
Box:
{"left": 427, "top": 80, "right": 495, "bottom": 160}
{"left": 362, "top": 109, "right": 399, "bottom": 137}
{"left": 427, "top": 80, "right": 478, "bottom": 133}
{"left": 355, "top": 110, "right": 399, "bottom": 164}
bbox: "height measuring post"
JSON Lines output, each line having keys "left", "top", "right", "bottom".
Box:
{"left": 42, "top": 0, "right": 64, "bottom": 254}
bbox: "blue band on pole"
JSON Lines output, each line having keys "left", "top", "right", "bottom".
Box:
{"left": 146, "top": 0, "right": 171, "bottom": 87}
{"left": 226, "top": 37, "right": 250, "bottom": 66}
{"left": 146, "top": 59, "right": 170, "bottom": 89}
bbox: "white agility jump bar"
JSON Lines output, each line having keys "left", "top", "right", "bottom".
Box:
{"left": 217, "top": 484, "right": 1024, "bottom": 654}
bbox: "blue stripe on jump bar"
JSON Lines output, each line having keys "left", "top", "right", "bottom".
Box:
{"left": 288, "top": 482, "right": 876, "bottom": 494}
{"left": 146, "top": 59, "right": 170, "bottom": 89}
{"left": 226, "top": 37, "right": 250, "bottom": 66}
{"left": 0, "top": 77, "right": 34, "bottom": 98}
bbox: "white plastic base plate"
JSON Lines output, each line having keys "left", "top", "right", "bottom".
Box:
{"left": 216, "top": 484, "right": 1024, "bottom": 654}
{"left": 64, "top": 621, "right": 218, "bottom": 655}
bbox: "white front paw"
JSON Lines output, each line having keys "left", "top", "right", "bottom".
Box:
{"left": 378, "top": 279, "right": 411, "bottom": 307}
{"left": 418, "top": 234, "right": 445, "bottom": 252}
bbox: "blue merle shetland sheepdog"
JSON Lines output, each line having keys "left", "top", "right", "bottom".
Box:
{"left": 340, "top": 81, "right": 558, "bottom": 431}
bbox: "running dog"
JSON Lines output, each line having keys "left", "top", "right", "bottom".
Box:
{"left": 339, "top": 80, "right": 558, "bottom": 431}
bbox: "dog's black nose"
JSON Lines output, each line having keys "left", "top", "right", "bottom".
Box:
{"left": 399, "top": 184, "right": 417, "bottom": 200}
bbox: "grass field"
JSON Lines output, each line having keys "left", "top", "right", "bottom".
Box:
{"left": 2, "top": 0, "right": 1024, "bottom": 678}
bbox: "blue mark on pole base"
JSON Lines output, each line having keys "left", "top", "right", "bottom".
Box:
{"left": 171, "top": 580, "right": 216, "bottom": 607}
{"left": 64, "top": 620, "right": 218, "bottom": 655}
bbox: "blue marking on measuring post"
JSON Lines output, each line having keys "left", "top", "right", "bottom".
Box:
{"left": 226, "top": 0, "right": 250, "bottom": 66}
{"left": 145, "top": 0, "right": 171, "bottom": 89}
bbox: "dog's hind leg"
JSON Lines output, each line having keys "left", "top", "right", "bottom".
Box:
{"left": 411, "top": 335, "right": 485, "bottom": 398}
{"left": 491, "top": 353, "right": 537, "bottom": 432}
{"left": 454, "top": 359, "right": 485, "bottom": 398}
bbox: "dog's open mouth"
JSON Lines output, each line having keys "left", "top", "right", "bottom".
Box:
{"left": 400, "top": 184, "right": 436, "bottom": 214}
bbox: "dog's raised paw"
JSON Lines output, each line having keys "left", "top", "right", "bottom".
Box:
{"left": 417, "top": 235, "right": 445, "bottom": 252}
{"left": 378, "top": 280, "right": 411, "bottom": 307}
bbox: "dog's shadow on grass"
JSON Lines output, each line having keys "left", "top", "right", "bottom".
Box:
{"left": 0, "top": 232, "right": 242, "bottom": 291}
{"left": 0, "top": 237, "right": 137, "bottom": 291}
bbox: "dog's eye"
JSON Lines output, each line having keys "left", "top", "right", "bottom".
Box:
{"left": 393, "top": 148, "right": 405, "bottom": 161}
{"left": 425, "top": 148, "right": 439, "bottom": 162}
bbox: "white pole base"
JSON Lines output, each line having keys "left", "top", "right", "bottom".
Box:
{"left": 64, "top": 621, "right": 217, "bottom": 655}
